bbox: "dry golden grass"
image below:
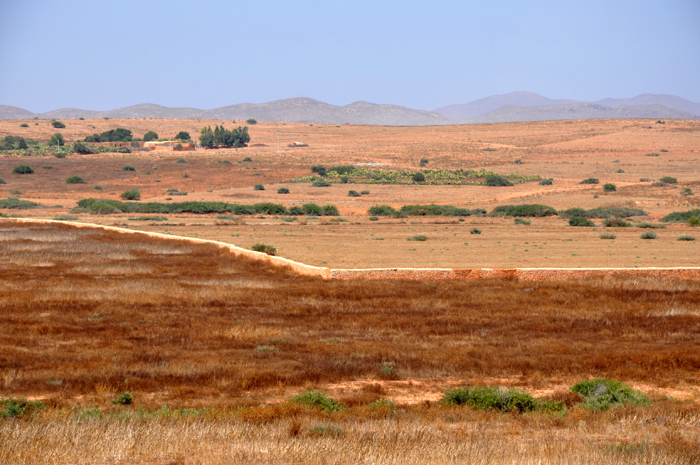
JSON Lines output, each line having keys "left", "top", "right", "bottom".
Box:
{"left": 1, "top": 222, "right": 700, "bottom": 463}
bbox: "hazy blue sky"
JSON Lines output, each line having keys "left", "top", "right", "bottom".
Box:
{"left": 1, "top": 0, "right": 698, "bottom": 112}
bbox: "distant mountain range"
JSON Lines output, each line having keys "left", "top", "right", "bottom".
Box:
{"left": 1, "top": 92, "right": 698, "bottom": 125}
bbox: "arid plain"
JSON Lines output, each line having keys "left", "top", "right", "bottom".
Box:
{"left": 1, "top": 118, "right": 700, "bottom": 464}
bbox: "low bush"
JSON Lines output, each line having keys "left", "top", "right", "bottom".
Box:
{"left": 360, "top": 190, "right": 370, "bottom": 195}
{"left": 645, "top": 152, "right": 659, "bottom": 157}
{"left": 1, "top": 397, "right": 45, "bottom": 418}
{"left": 251, "top": 243, "right": 277, "bottom": 255}
{"left": 290, "top": 391, "right": 344, "bottom": 412}
{"left": 246, "top": 118, "right": 257, "bottom": 125}
{"left": 51, "top": 120, "right": 65, "bottom": 128}
{"left": 73, "top": 142, "right": 93, "bottom": 154}
{"left": 653, "top": 182, "right": 669, "bottom": 187}
{"left": 640, "top": 231, "right": 657, "bottom": 240}
{"left": 122, "top": 165, "right": 136, "bottom": 171}
{"left": 399, "top": 204, "right": 486, "bottom": 217}
{"left": 112, "top": 392, "right": 132, "bottom": 405}
{"left": 559, "top": 207, "right": 646, "bottom": 218}
{"left": 580, "top": 178, "right": 599, "bottom": 184}
{"left": 13, "top": 165, "right": 34, "bottom": 174}
{"left": 407, "top": 235, "right": 427, "bottom": 241}
{"left": 90, "top": 202, "right": 123, "bottom": 215}
{"left": 20, "top": 123, "right": 28, "bottom": 128}
{"left": 120, "top": 189, "right": 141, "bottom": 200}
{"left": 514, "top": 218, "right": 531, "bottom": 225}
{"left": 570, "top": 378, "right": 650, "bottom": 411}
{"left": 640, "top": 178, "right": 652, "bottom": 182}
{"left": 442, "top": 386, "right": 547, "bottom": 413}
{"left": 600, "top": 233, "right": 616, "bottom": 239}
{"left": 53, "top": 216, "right": 78, "bottom": 221}
{"left": 636, "top": 222, "right": 664, "bottom": 229}
{"left": 539, "top": 178, "right": 553, "bottom": 185}
{"left": 470, "top": 228, "right": 481, "bottom": 234}
{"left": 485, "top": 174, "right": 512, "bottom": 186}
{"left": 312, "top": 179, "right": 331, "bottom": 187}
{"left": 412, "top": 172, "right": 425, "bottom": 182}
{"left": 660, "top": 210, "right": 700, "bottom": 223}
{"left": 127, "top": 216, "right": 168, "bottom": 221}
{"left": 603, "top": 183, "right": 617, "bottom": 192}
{"left": 329, "top": 165, "right": 355, "bottom": 176}
{"left": 677, "top": 235, "right": 695, "bottom": 241}
{"left": 66, "top": 176, "right": 85, "bottom": 184}
{"left": 176, "top": 158, "right": 187, "bottom": 163}
{"left": 689, "top": 217, "right": 700, "bottom": 227}
{"left": 603, "top": 217, "right": 630, "bottom": 227}
{"left": 681, "top": 187, "right": 694, "bottom": 196}
{"left": 277, "top": 187, "right": 290, "bottom": 194}
{"left": 311, "top": 165, "right": 326, "bottom": 175}
{"left": 0, "top": 179, "right": 5, "bottom": 184}
{"left": 659, "top": 176, "right": 678, "bottom": 184}
{"left": 491, "top": 204, "right": 557, "bottom": 217}
{"left": 569, "top": 217, "right": 594, "bottom": 227}
{"left": 348, "top": 190, "right": 361, "bottom": 197}
{"left": 368, "top": 205, "right": 398, "bottom": 216}
{"left": 254, "top": 184, "right": 265, "bottom": 191}
{"left": 419, "top": 158, "right": 428, "bottom": 167}
{"left": 369, "top": 216, "right": 379, "bottom": 221}
{"left": 340, "top": 176, "right": 349, "bottom": 184}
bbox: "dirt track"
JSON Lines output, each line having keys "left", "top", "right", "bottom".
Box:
{"left": 7, "top": 218, "right": 700, "bottom": 281}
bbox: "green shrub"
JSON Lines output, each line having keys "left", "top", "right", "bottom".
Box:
{"left": 569, "top": 217, "right": 594, "bottom": 227}
{"left": 616, "top": 169, "right": 625, "bottom": 173}
{"left": 603, "top": 217, "right": 630, "bottom": 227}
{"left": 251, "top": 243, "right": 277, "bottom": 255}
{"left": 660, "top": 210, "right": 700, "bottom": 223}
{"left": 246, "top": 118, "right": 257, "bottom": 125}
{"left": 20, "top": 123, "right": 29, "bottom": 128}
{"left": 122, "top": 165, "right": 136, "bottom": 171}
{"left": 340, "top": 176, "right": 349, "bottom": 184}
{"left": 51, "top": 120, "right": 65, "bottom": 128}
{"left": 491, "top": 204, "right": 557, "bottom": 217}
{"left": 1, "top": 397, "right": 45, "bottom": 418}
{"left": 368, "top": 205, "right": 398, "bottom": 216}
{"left": 600, "top": 233, "right": 616, "bottom": 239}
{"left": 277, "top": 187, "right": 290, "bottom": 194}
{"left": 311, "top": 164, "right": 326, "bottom": 175}
{"left": 580, "top": 178, "right": 599, "bottom": 184}
{"left": 360, "top": 190, "right": 370, "bottom": 195}
{"left": 73, "top": 142, "right": 93, "bottom": 154}
{"left": 176, "top": 158, "right": 187, "bottom": 164}
{"left": 640, "top": 178, "right": 652, "bottom": 182}
{"left": 312, "top": 179, "right": 331, "bottom": 187}
{"left": 13, "top": 165, "right": 34, "bottom": 174}
{"left": 514, "top": 218, "right": 531, "bottom": 225}
{"left": 412, "top": 172, "right": 425, "bottom": 182}
{"left": 120, "top": 189, "right": 141, "bottom": 200}
{"left": 485, "top": 174, "right": 512, "bottom": 186}
{"left": 290, "top": 390, "right": 344, "bottom": 412}
{"left": 143, "top": 131, "right": 158, "bottom": 141}
{"left": 93, "top": 185, "right": 102, "bottom": 190}
{"left": 48, "top": 132, "right": 65, "bottom": 146}
{"left": 399, "top": 205, "right": 485, "bottom": 217}
{"left": 570, "top": 378, "right": 650, "bottom": 411}
{"left": 175, "top": 131, "right": 191, "bottom": 140}
{"left": 348, "top": 190, "right": 361, "bottom": 197}
{"left": 659, "top": 176, "right": 677, "bottom": 184}
{"left": 66, "top": 176, "right": 85, "bottom": 184}
{"left": 653, "top": 181, "right": 669, "bottom": 187}
{"left": 442, "top": 386, "right": 540, "bottom": 413}
{"left": 640, "top": 231, "right": 657, "bottom": 240}
{"left": 636, "top": 222, "right": 664, "bottom": 229}
{"left": 253, "top": 184, "right": 265, "bottom": 191}
{"left": 677, "top": 235, "right": 695, "bottom": 241}
{"left": 112, "top": 391, "right": 132, "bottom": 405}
{"left": 407, "top": 235, "right": 427, "bottom": 241}
{"left": 128, "top": 216, "right": 168, "bottom": 221}
{"left": 0, "top": 198, "right": 40, "bottom": 209}
{"left": 681, "top": 188, "right": 694, "bottom": 196}
{"left": 645, "top": 152, "right": 659, "bottom": 157}
{"left": 539, "top": 178, "right": 553, "bottom": 185}
{"left": 470, "top": 228, "right": 481, "bottom": 234}
{"left": 90, "top": 202, "right": 123, "bottom": 214}
{"left": 603, "top": 183, "right": 617, "bottom": 192}
{"left": 329, "top": 165, "right": 355, "bottom": 176}
{"left": 419, "top": 158, "right": 428, "bottom": 167}
{"left": 689, "top": 217, "right": 700, "bottom": 227}
{"left": 560, "top": 207, "right": 646, "bottom": 218}
{"left": 660, "top": 149, "right": 669, "bottom": 152}
{"left": 53, "top": 216, "right": 78, "bottom": 221}
{"left": 0, "top": 178, "right": 5, "bottom": 184}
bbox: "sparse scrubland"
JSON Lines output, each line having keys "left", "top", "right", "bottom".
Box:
{"left": 1, "top": 222, "right": 699, "bottom": 464}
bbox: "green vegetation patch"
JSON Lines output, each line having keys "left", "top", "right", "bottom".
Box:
{"left": 0, "top": 197, "right": 41, "bottom": 209}
{"left": 290, "top": 390, "right": 344, "bottom": 412}
{"left": 442, "top": 386, "right": 561, "bottom": 413}
{"left": 251, "top": 244, "right": 277, "bottom": 255}
{"left": 291, "top": 168, "right": 539, "bottom": 186}
{"left": 1, "top": 397, "right": 45, "bottom": 419}
{"left": 490, "top": 204, "right": 557, "bottom": 217}
{"left": 570, "top": 378, "right": 650, "bottom": 411}
{"left": 560, "top": 207, "right": 646, "bottom": 218}
{"left": 399, "top": 204, "right": 486, "bottom": 217}
{"left": 569, "top": 217, "right": 595, "bottom": 227}
{"left": 128, "top": 216, "right": 168, "bottom": 221}
{"left": 660, "top": 209, "right": 700, "bottom": 223}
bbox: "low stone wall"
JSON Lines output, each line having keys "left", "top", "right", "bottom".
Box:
{"left": 5, "top": 219, "right": 700, "bottom": 282}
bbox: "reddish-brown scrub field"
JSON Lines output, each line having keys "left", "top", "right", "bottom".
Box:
{"left": 1, "top": 222, "right": 699, "bottom": 464}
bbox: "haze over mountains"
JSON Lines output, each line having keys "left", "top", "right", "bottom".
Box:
{"left": 1, "top": 92, "right": 698, "bottom": 126}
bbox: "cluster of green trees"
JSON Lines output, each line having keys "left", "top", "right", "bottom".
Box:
{"left": 199, "top": 125, "right": 250, "bottom": 148}
{"left": 0, "top": 135, "right": 29, "bottom": 150}
{"left": 84, "top": 128, "right": 133, "bottom": 142}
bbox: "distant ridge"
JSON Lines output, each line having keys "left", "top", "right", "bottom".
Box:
{"left": 2, "top": 93, "right": 699, "bottom": 125}
{"left": 460, "top": 103, "right": 698, "bottom": 124}
{"left": 1, "top": 98, "right": 447, "bottom": 126}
